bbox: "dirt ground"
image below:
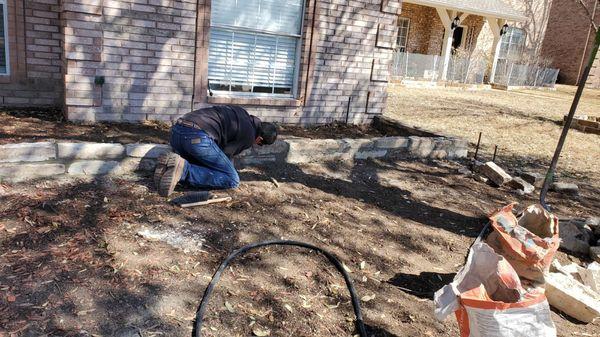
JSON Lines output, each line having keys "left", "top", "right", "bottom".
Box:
{"left": 0, "top": 108, "right": 396, "bottom": 145}
{"left": 1, "top": 158, "right": 599, "bottom": 337}
{"left": 385, "top": 85, "right": 600, "bottom": 187}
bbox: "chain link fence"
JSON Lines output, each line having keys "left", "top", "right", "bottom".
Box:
{"left": 390, "top": 51, "right": 559, "bottom": 88}
{"left": 493, "top": 59, "right": 560, "bottom": 88}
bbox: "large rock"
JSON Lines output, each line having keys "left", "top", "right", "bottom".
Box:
{"left": 477, "top": 161, "right": 512, "bottom": 186}
{"left": 67, "top": 160, "right": 121, "bottom": 175}
{"left": 545, "top": 272, "right": 600, "bottom": 323}
{"left": 520, "top": 171, "right": 544, "bottom": 187}
{"left": 560, "top": 221, "right": 592, "bottom": 254}
{"left": 507, "top": 177, "right": 535, "bottom": 194}
{"left": 580, "top": 262, "right": 600, "bottom": 293}
{"left": 0, "top": 142, "right": 56, "bottom": 163}
{"left": 0, "top": 163, "right": 65, "bottom": 182}
{"left": 125, "top": 144, "right": 170, "bottom": 159}
{"left": 550, "top": 182, "right": 579, "bottom": 196}
{"left": 58, "top": 142, "right": 125, "bottom": 160}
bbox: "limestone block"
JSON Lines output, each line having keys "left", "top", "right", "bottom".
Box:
{"left": 0, "top": 142, "right": 56, "bottom": 163}
{"left": 507, "top": 177, "right": 535, "bottom": 194}
{"left": 125, "top": 144, "right": 170, "bottom": 158}
{"left": 373, "top": 137, "right": 409, "bottom": 149}
{"left": 550, "top": 182, "right": 579, "bottom": 195}
{"left": 0, "top": 163, "right": 65, "bottom": 182}
{"left": 119, "top": 158, "right": 157, "bottom": 173}
{"left": 58, "top": 142, "right": 125, "bottom": 159}
{"left": 478, "top": 161, "right": 512, "bottom": 186}
{"left": 545, "top": 272, "right": 600, "bottom": 323}
{"left": 408, "top": 137, "right": 435, "bottom": 158}
{"left": 560, "top": 221, "right": 592, "bottom": 254}
{"left": 67, "top": 160, "right": 121, "bottom": 175}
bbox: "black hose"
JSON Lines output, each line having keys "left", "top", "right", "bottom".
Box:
{"left": 193, "top": 240, "right": 368, "bottom": 337}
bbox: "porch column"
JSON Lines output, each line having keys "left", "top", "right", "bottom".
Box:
{"left": 488, "top": 17, "right": 506, "bottom": 83}
{"left": 436, "top": 8, "right": 456, "bottom": 81}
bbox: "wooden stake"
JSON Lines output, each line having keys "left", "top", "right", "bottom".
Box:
{"left": 180, "top": 196, "right": 232, "bottom": 208}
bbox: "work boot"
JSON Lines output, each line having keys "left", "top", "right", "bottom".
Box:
{"left": 158, "top": 153, "right": 185, "bottom": 197}
{"left": 154, "top": 151, "right": 170, "bottom": 189}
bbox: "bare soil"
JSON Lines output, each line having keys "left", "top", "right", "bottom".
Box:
{"left": 0, "top": 109, "right": 394, "bottom": 145}
{"left": 385, "top": 85, "right": 600, "bottom": 187}
{"left": 1, "top": 158, "right": 598, "bottom": 337}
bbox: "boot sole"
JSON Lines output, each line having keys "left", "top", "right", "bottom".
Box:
{"left": 158, "top": 155, "right": 185, "bottom": 197}
{"left": 154, "top": 152, "right": 170, "bottom": 188}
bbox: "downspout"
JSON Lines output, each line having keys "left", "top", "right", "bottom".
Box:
{"left": 576, "top": 0, "right": 598, "bottom": 84}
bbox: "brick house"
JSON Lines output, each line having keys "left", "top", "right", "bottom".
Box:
{"left": 540, "top": 0, "right": 600, "bottom": 88}
{"left": 1, "top": 0, "right": 404, "bottom": 124}
{"left": 0, "top": 1, "right": 597, "bottom": 125}
{"left": 393, "top": 0, "right": 600, "bottom": 88}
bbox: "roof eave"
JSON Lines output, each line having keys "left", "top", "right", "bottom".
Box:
{"left": 403, "top": 0, "right": 527, "bottom": 22}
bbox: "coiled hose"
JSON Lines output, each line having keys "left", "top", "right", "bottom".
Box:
{"left": 193, "top": 240, "right": 368, "bottom": 337}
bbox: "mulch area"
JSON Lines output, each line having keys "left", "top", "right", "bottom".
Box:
{"left": 0, "top": 108, "right": 401, "bottom": 145}
{"left": 1, "top": 158, "right": 599, "bottom": 336}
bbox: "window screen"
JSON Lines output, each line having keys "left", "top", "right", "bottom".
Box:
{"left": 208, "top": 0, "right": 305, "bottom": 96}
{"left": 396, "top": 17, "right": 409, "bottom": 52}
{"left": 499, "top": 27, "right": 525, "bottom": 60}
{"left": 0, "top": 1, "right": 8, "bottom": 75}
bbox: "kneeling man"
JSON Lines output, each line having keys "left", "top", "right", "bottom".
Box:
{"left": 155, "top": 105, "right": 277, "bottom": 197}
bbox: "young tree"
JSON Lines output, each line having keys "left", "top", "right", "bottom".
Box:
{"left": 540, "top": 0, "right": 599, "bottom": 209}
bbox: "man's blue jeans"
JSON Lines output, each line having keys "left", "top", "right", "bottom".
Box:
{"left": 169, "top": 124, "right": 240, "bottom": 189}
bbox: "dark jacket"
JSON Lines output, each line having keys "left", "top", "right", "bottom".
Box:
{"left": 179, "top": 105, "right": 260, "bottom": 157}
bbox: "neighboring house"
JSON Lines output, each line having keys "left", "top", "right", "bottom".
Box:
{"left": 540, "top": 0, "right": 600, "bottom": 88}
{"left": 0, "top": 0, "right": 403, "bottom": 124}
{"left": 393, "top": 0, "right": 600, "bottom": 88}
{"left": 392, "top": 0, "right": 527, "bottom": 83}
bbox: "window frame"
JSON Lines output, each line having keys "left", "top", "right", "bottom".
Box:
{"left": 208, "top": 0, "right": 307, "bottom": 98}
{"left": 499, "top": 27, "right": 526, "bottom": 61}
{"left": 396, "top": 17, "right": 410, "bottom": 52}
{"left": 0, "top": 0, "right": 9, "bottom": 76}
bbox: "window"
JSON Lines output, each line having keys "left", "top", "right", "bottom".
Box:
{"left": 499, "top": 27, "right": 525, "bottom": 60}
{"left": 396, "top": 17, "right": 409, "bottom": 52}
{"left": 0, "top": 0, "right": 8, "bottom": 75}
{"left": 208, "top": 0, "right": 305, "bottom": 97}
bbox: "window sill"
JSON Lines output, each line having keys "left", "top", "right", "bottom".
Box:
{"left": 207, "top": 95, "right": 302, "bottom": 107}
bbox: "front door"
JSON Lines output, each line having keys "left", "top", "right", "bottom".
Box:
{"left": 452, "top": 26, "right": 466, "bottom": 54}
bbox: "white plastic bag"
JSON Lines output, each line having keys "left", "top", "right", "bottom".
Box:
{"left": 434, "top": 241, "right": 556, "bottom": 337}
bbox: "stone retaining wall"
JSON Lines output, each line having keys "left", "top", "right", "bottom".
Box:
{"left": 565, "top": 115, "right": 600, "bottom": 135}
{"left": 0, "top": 136, "right": 468, "bottom": 182}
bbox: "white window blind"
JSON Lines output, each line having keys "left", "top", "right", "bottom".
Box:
{"left": 0, "top": 0, "right": 8, "bottom": 75}
{"left": 208, "top": 0, "right": 304, "bottom": 96}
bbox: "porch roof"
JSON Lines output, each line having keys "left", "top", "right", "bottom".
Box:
{"left": 403, "top": 0, "right": 526, "bottom": 21}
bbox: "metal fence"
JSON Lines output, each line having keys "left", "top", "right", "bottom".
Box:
{"left": 493, "top": 59, "right": 560, "bottom": 88}
{"left": 390, "top": 51, "right": 560, "bottom": 88}
{"left": 390, "top": 51, "right": 486, "bottom": 84}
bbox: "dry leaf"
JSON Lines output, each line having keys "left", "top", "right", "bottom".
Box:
{"left": 253, "top": 327, "right": 271, "bottom": 336}
{"left": 225, "top": 301, "right": 234, "bottom": 313}
{"left": 284, "top": 304, "right": 293, "bottom": 313}
{"left": 361, "top": 294, "right": 376, "bottom": 302}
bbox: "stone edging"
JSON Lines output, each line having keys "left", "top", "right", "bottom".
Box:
{"left": 0, "top": 136, "right": 468, "bottom": 182}
{"left": 565, "top": 115, "right": 600, "bottom": 135}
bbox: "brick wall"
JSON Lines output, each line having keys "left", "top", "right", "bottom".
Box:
{"left": 541, "top": 0, "right": 599, "bottom": 86}
{"left": 397, "top": 3, "right": 484, "bottom": 56}
{"left": 300, "top": 0, "right": 399, "bottom": 124}
{"left": 0, "top": 0, "right": 63, "bottom": 107}
{"left": 188, "top": 0, "right": 401, "bottom": 125}
{"left": 63, "top": 0, "right": 197, "bottom": 122}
